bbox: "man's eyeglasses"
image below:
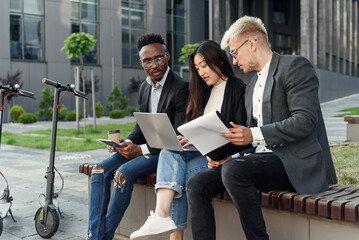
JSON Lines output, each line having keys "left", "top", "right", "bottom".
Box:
{"left": 141, "top": 56, "right": 166, "bottom": 69}
{"left": 229, "top": 39, "right": 249, "bottom": 59}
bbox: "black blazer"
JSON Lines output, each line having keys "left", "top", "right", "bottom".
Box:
{"left": 202, "top": 76, "right": 251, "bottom": 157}
{"left": 127, "top": 69, "right": 189, "bottom": 155}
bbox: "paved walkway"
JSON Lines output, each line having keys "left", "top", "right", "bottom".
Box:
{"left": 0, "top": 93, "right": 358, "bottom": 239}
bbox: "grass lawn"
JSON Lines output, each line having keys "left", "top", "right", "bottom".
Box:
{"left": 333, "top": 107, "right": 359, "bottom": 117}
{"left": 331, "top": 143, "right": 359, "bottom": 187}
{"left": 2, "top": 122, "right": 136, "bottom": 152}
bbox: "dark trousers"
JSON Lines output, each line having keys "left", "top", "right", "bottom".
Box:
{"left": 186, "top": 153, "right": 295, "bottom": 240}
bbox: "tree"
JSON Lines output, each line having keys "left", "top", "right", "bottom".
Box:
{"left": 107, "top": 85, "right": 129, "bottom": 111}
{"left": 36, "top": 86, "right": 54, "bottom": 120}
{"left": 178, "top": 43, "right": 199, "bottom": 64}
{"left": 61, "top": 32, "right": 97, "bottom": 129}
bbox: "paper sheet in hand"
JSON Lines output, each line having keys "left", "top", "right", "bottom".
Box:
{"left": 133, "top": 112, "right": 196, "bottom": 151}
{"left": 177, "top": 110, "right": 231, "bottom": 156}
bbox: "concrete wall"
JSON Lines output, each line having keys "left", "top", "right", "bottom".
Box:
{"left": 316, "top": 68, "right": 359, "bottom": 102}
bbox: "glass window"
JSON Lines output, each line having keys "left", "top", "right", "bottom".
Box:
{"left": 23, "top": 0, "right": 43, "bottom": 15}
{"left": 70, "top": 0, "right": 98, "bottom": 64}
{"left": 9, "top": 0, "right": 44, "bottom": 61}
{"left": 10, "top": 0, "right": 21, "bottom": 11}
{"left": 273, "top": 0, "right": 290, "bottom": 25}
{"left": 273, "top": 33, "right": 292, "bottom": 55}
{"left": 167, "top": 0, "right": 187, "bottom": 69}
{"left": 122, "top": 0, "right": 146, "bottom": 67}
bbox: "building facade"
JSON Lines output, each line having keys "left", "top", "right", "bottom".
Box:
{"left": 0, "top": 0, "right": 358, "bottom": 117}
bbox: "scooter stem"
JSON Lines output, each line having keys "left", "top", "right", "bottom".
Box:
{"left": 45, "top": 87, "right": 60, "bottom": 205}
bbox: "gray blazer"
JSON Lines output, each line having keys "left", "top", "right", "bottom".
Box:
{"left": 245, "top": 52, "right": 337, "bottom": 194}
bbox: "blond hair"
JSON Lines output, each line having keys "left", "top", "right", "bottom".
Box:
{"left": 221, "top": 16, "right": 268, "bottom": 49}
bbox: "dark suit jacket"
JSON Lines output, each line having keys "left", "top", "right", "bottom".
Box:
{"left": 127, "top": 69, "right": 189, "bottom": 155}
{"left": 245, "top": 52, "right": 337, "bottom": 194}
{"left": 203, "top": 76, "right": 250, "bottom": 156}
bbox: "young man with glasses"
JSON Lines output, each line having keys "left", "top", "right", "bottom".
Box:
{"left": 86, "top": 33, "right": 189, "bottom": 240}
{"left": 186, "top": 16, "right": 337, "bottom": 240}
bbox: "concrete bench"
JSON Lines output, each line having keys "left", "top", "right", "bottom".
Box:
{"left": 344, "top": 115, "right": 359, "bottom": 141}
{"left": 79, "top": 163, "right": 359, "bottom": 240}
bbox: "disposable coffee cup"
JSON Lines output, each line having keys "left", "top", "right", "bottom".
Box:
{"left": 107, "top": 129, "right": 121, "bottom": 144}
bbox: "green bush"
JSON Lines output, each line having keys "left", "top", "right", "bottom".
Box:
{"left": 66, "top": 110, "right": 83, "bottom": 121}
{"left": 58, "top": 104, "right": 68, "bottom": 121}
{"left": 36, "top": 86, "right": 53, "bottom": 120}
{"left": 18, "top": 113, "right": 38, "bottom": 124}
{"left": 126, "top": 106, "right": 139, "bottom": 115}
{"left": 178, "top": 43, "right": 200, "bottom": 63}
{"left": 107, "top": 85, "right": 129, "bottom": 111}
{"left": 109, "top": 109, "right": 125, "bottom": 119}
{"left": 91, "top": 102, "right": 104, "bottom": 118}
{"left": 10, "top": 105, "right": 25, "bottom": 122}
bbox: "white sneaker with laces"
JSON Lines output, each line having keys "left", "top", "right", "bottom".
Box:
{"left": 130, "top": 210, "right": 177, "bottom": 240}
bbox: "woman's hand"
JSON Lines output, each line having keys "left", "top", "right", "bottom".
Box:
{"left": 178, "top": 135, "right": 192, "bottom": 147}
{"left": 207, "top": 156, "right": 231, "bottom": 168}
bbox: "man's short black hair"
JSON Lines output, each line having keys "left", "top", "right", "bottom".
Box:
{"left": 137, "top": 33, "right": 166, "bottom": 51}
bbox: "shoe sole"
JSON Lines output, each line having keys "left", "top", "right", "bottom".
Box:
{"left": 130, "top": 228, "right": 176, "bottom": 240}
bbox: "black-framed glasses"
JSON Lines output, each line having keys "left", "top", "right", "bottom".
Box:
{"left": 229, "top": 39, "right": 249, "bottom": 59}
{"left": 141, "top": 56, "right": 166, "bottom": 69}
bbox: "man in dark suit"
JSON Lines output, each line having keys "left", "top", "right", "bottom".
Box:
{"left": 186, "top": 16, "right": 337, "bottom": 240}
{"left": 87, "top": 33, "right": 188, "bottom": 240}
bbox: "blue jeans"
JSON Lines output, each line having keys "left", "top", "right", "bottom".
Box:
{"left": 155, "top": 150, "right": 208, "bottom": 230}
{"left": 87, "top": 152, "right": 159, "bottom": 240}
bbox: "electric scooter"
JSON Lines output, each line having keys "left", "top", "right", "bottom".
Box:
{"left": 34, "top": 78, "right": 87, "bottom": 238}
{"left": 0, "top": 83, "right": 35, "bottom": 237}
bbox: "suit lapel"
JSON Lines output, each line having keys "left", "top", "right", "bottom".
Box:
{"left": 141, "top": 83, "right": 151, "bottom": 112}
{"left": 262, "top": 52, "right": 280, "bottom": 125}
{"left": 156, "top": 70, "right": 173, "bottom": 113}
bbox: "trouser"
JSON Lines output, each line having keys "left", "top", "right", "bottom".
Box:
{"left": 87, "top": 152, "right": 159, "bottom": 240}
{"left": 155, "top": 150, "right": 207, "bottom": 230}
{"left": 187, "top": 153, "right": 295, "bottom": 240}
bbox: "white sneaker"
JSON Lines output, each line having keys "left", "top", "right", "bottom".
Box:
{"left": 130, "top": 211, "right": 177, "bottom": 240}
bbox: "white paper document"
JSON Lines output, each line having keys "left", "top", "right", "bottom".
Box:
{"left": 177, "top": 110, "right": 231, "bottom": 155}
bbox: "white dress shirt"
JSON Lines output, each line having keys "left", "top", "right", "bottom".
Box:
{"left": 126, "top": 67, "right": 170, "bottom": 155}
{"left": 250, "top": 58, "right": 273, "bottom": 153}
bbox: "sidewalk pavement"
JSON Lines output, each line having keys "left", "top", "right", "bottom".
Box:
{"left": 0, "top": 93, "right": 359, "bottom": 239}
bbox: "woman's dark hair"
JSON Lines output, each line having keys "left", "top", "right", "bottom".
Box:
{"left": 186, "top": 40, "right": 239, "bottom": 122}
{"left": 137, "top": 33, "right": 166, "bottom": 51}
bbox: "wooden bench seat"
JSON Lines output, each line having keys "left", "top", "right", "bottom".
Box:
{"left": 79, "top": 163, "right": 359, "bottom": 240}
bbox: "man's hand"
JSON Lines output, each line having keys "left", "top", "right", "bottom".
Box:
{"left": 207, "top": 156, "right": 231, "bottom": 168}
{"left": 221, "top": 122, "right": 253, "bottom": 146}
{"left": 118, "top": 142, "right": 142, "bottom": 159}
{"left": 107, "top": 138, "right": 125, "bottom": 153}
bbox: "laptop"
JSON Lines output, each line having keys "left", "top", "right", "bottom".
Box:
{"left": 133, "top": 112, "right": 196, "bottom": 151}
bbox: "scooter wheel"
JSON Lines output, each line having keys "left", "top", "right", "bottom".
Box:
{"left": 34, "top": 207, "right": 60, "bottom": 238}
{"left": 0, "top": 217, "right": 3, "bottom": 236}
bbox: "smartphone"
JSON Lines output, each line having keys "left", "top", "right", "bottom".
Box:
{"left": 98, "top": 139, "right": 124, "bottom": 148}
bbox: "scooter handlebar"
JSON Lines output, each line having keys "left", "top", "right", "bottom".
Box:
{"left": 18, "top": 89, "right": 36, "bottom": 99}
{"left": 73, "top": 89, "right": 88, "bottom": 100}
{"left": 42, "top": 78, "right": 59, "bottom": 88}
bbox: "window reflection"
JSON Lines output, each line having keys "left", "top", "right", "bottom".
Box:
{"left": 10, "top": 0, "right": 44, "bottom": 60}
{"left": 122, "top": 0, "right": 146, "bottom": 67}
{"left": 70, "top": 0, "right": 98, "bottom": 64}
{"left": 167, "top": 0, "right": 187, "bottom": 69}
{"left": 274, "top": 34, "right": 292, "bottom": 55}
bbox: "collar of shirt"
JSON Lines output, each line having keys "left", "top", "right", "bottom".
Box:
{"left": 145, "top": 67, "right": 170, "bottom": 89}
{"left": 257, "top": 57, "right": 272, "bottom": 79}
